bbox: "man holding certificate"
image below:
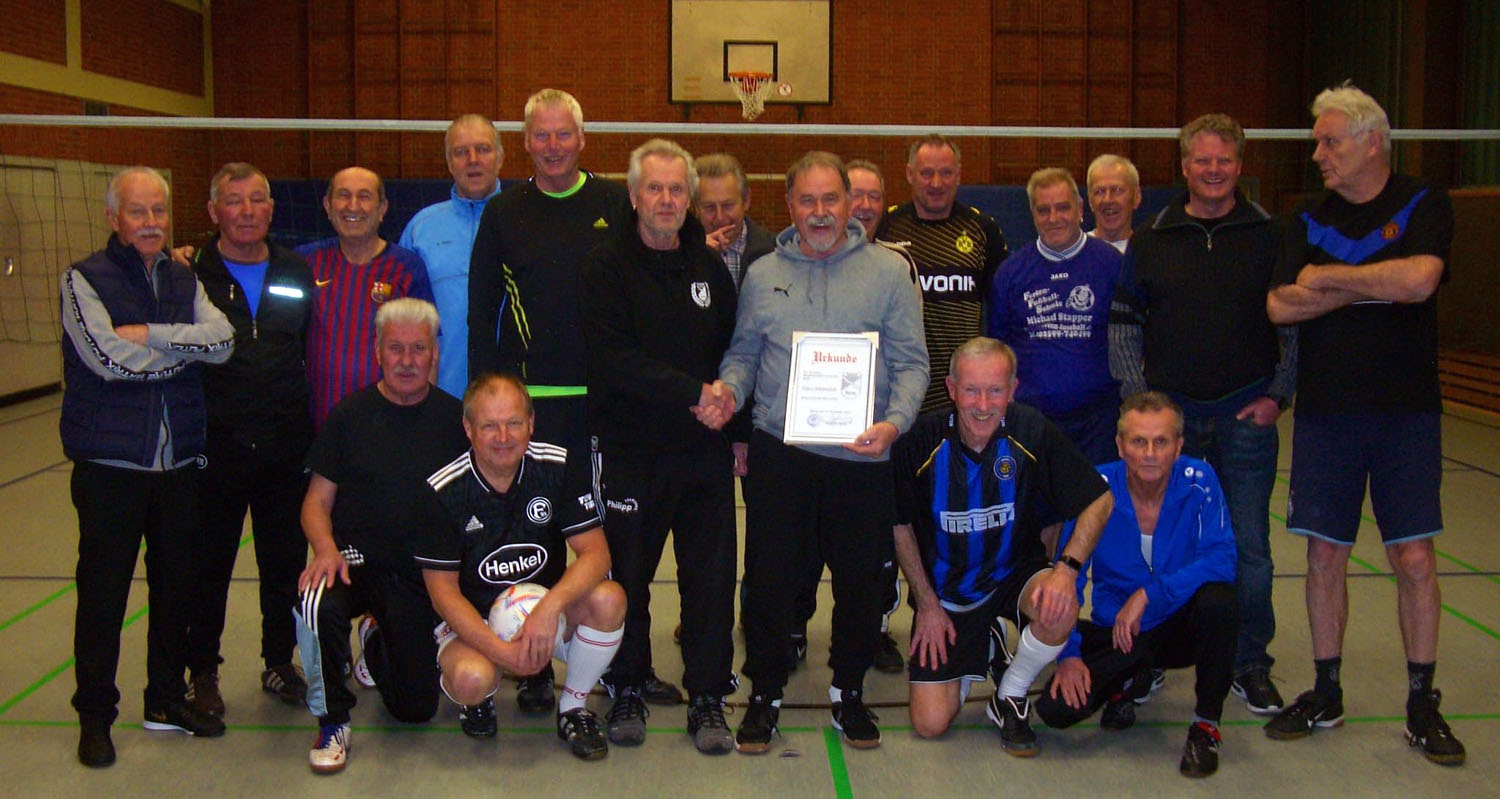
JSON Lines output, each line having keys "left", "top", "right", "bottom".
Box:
{"left": 709, "top": 151, "right": 928, "bottom": 753}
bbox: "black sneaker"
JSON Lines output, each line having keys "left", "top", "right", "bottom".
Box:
{"left": 1143, "top": 668, "right": 1166, "bottom": 701}
{"left": 143, "top": 699, "right": 226, "bottom": 737}
{"left": 517, "top": 665, "right": 556, "bottom": 715}
{"left": 735, "top": 694, "right": 780, "bottom": 754}
{"left": 831, "top": 688, "right": 881, "bottom": 749}
{"left": 556, "top": 708, "right": 609, "bottom": 760}
{"left": 1406, "top": 690, "right": 1466, "bottom": 766}
{"left": 985, "top": 693, "right": 1038, "bottom": 757}
{"left": 460, "top": 697, "right": 497, "bottom": 739}
{"left": 686, "top": 694, "right": 734, "bottom": 754}
{"left": 1100, "top": 694, "right": 1136, "bottom": 731}
{"left": 1231, "top": 668, "right": 1284, "bottom": 715}
{"left": 261, "top": 663, "right": 308, "bottom": 706}
{"left": 189, "top": 671, "right": 225, "bottom": 718}
{"left": 1264, "top": 690, "right": 1344, "bottom": 740}
{"left": 77, "top": 718, "right": 115, "bottom": 768}
{"left": 605, "top": 687, "right": 649, "bottom": 746}
{"left": 1180, "top": 722, "right": 1222, "bottom": 778}
{"left": 641, "top": 674, "right": 683, "bottom": 706}
{"left": 873, "top": 632, "right": 905, "bottom": 674}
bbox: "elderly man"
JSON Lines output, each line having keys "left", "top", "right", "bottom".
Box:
{"left": 1085, "top": 154, "right": 1143, "bottom": 252}
{"left": 1265, "top": 84, "right": 1463, "bottom": 766}
{"left": 1110, "top": 114, "right": 1294, "bottom": 715}
{"left": 892, "top": 338, "right": 1112, "bottom": 755}
{"left": 415, "top": 374, "right": 626, "bottom": 760}
{"left": 987, "top": 167, "right": 1121, "bottom": 465}
{"left": 696, "top": 152, "right": 776, "bottom": 286}
{"left": 579, "top": 140, "right": 741, "bottom": 753}
{"left": 712, "top": 151, "right": 928, "bottom": 752}
{"left": 400, "top": 114, "right": 504, "bottom": 398}
{"left": 295, "top": 298, "right": 468, "bottom": 774}
{"left": 1036, "top": 392, "right": 1238, "bottom": 778}
{"left": 468, "top": 88, "right": 636, "bottom": 711}
{"left": 876, "top": 135, "right": 1008, "bottom": 413}
{"left": 297, "top": 166, "right": 433, "bottom": 428}
{"left": 185, "top": 162, "right": 315, "bottom": 718}
{"left": 61, "top": 166, "right": 234, "bottom": 766}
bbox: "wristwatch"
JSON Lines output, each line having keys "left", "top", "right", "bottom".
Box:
{"left": 1055, "top": 554, "right": 1084, "bottom": 572}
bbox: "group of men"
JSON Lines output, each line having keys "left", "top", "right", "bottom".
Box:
{"left": 60, "top": 82, "right": 1463, "bottom": 780}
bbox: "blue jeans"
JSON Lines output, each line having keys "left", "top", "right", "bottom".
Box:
{"left": 1172, "top": 386, "right": 1278, "bottom": 676}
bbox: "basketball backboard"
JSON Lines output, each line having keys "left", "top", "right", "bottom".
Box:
{"left": 670, "top": 1, "right": 832, "bottom": 106}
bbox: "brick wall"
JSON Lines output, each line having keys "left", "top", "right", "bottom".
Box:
{"left": 80, "top": 0, "right": 204, "bottom": 96}
{"left": 2, "top": 0, "right": 67, "bottom": 64}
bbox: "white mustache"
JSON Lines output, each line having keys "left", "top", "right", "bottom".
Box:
{"left": 807, "top": 214, "right": 837, "bottom": 227}
{"left": 137, "top": 227, "right": 165, "bottom": 238}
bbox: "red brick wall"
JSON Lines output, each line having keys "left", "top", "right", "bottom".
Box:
{"left": 80, "top": 0, "right": 204, "bottom": 96}
{"left": 2, "top": 0, "right": 67, "bottom": 64}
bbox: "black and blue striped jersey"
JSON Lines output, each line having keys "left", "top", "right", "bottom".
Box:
{"left": 893, "top": 403, "right": 1106, "bottom": 607}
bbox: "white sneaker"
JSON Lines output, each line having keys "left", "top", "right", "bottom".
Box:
{"left": 309, "top": 723, "right": 350, "bottom": 774}
{"left": 353, "top": 616, "right": 377, "bottom": 688}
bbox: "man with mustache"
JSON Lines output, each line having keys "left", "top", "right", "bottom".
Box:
{"left": 876, "top": 135, "right": 1009, "bottom": 414}
{"left": 1109, "top": 113, "right": 1294, "bottom": 717}
{"left": 297, "top": 166, "right": 433, "bottom": 429}
{"left": 400, "top": 114, "right": 504, "bottom": 398}
{"left": 988, "top": 167, "right": 1122, "bottom": 466}
{"left": 711, "top": 151, "right": 928, "bottom": 753}
{"left": 296, "top": 298, "right": 468, "bottom": 774}
{"left": 63, "top": 166, "right": 235, "bottom": 767}
{"left": 1086, "top": 154, "right": 1142, "bottom": 253}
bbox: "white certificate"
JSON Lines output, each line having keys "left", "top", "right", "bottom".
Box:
{"left": 783, "top": 331, "right": 879, "bottom": 445}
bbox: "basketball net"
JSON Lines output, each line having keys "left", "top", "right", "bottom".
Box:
{"left": 729, "top": 71, "right": 776, "bottom": 120}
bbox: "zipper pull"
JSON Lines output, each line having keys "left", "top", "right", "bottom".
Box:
{"left": 229, "top": 283, "right": 235, "bottom": 301}
{"left": 253, "top": 319, "right": 259, "bottom": 340}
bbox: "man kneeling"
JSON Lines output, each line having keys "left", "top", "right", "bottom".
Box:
{"left": 891, "top": 337, "right": 1112, "bottom": 755}
{"left": 1035, "top": 392, "right": 1238, "bottom": 777}
{"left": 415, "top": 374, "right": 626, "bottom": 760}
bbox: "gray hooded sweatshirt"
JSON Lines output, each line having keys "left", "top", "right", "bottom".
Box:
{"left": 719, "top": 219, "right": 928, "bottom": 462}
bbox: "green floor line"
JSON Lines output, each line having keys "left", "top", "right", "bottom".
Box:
{"left": 0, "top": 604, "right": 149, "bottom": 716}
{"left": 0, "top": 583, "right": 76, "bottom": 633}
{"left": 1437, "top": 550, "right": 1500, "bottom": 585}
{"left": 821, "top": 726, "right": 853, "bottom": 799}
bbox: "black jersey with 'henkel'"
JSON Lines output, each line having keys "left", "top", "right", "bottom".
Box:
{"left": 413, "top": 443, "right": 602, "bottom": 615}
{"left": 876, "top": 203, "right": 1008, "bottom": 412}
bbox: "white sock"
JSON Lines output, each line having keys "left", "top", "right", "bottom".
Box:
{"left": 958, "top": 677, "right": 974, "bottom": 704}
{"left": 998, "top": 625, "right": 1064, "bottom": 699}
{"left": 828, "top": 685, "right": 859, "bottom": 704}
{"left": 558, "top": 624, "right": 622, "bottom": 714}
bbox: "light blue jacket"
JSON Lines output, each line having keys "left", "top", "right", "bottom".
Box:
{"left": 399, "top": 182, "right": 502, "bottom": 397}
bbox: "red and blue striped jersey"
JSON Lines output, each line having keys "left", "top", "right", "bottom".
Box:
{"left": 297, "top": 237, "right": 434, "bottom": 427}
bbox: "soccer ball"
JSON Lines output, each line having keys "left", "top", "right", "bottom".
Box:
{"left": 488, "top": 582, "right": 566, "bottom": 649}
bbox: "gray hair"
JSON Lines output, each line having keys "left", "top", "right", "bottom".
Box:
{"left": 695, "top": 153, "right": 748, "bottom": 199}
{"left": 374, "top": 297, "right": 439, "bottom": 349}
{"left": 1086, "top": 154, "right": 1139, "bottom": 192}
{"left": 1312, "top": 82, "right": 1392, "bottom": 153}
{"left": 463, "top": 372, "right": 534, "bottom": 422}
{"left": 948, "top": 336, "right": 1017, "bottom": 382}
{"left": 445, "top": 113, "right": 503, "bottom": 161}
{"left": 1117, "top": 391, "right": 1184, "bottom": 437}
{"left": 785, "top": 151, "right": 850, "bottom": 196}
{"left": 627, "top": 138, "right": 698, "bottom": 196}
{"left": 524, "top": 88, "right": 584, "bottom": 132}
{"left": 845, "top": 158, "right": 885, "bottom": 186}
{"left": 907, "top": 134, "right": 962, "bottom": 166}
{"left": 209, "top": 162, "right": 270, "bottom": 204}
{"left": 106, "top": 166, "right": 170, "bottom": 213}
{"left": 1026, "top": 167, "right": 1081, "bottom": 206}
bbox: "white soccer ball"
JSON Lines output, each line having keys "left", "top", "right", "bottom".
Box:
{"left": 488, "top": 582, "right": 566, "bottom": 649}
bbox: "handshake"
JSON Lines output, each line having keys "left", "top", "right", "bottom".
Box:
{"left": 693, "top": 380, "right": 737, "bottom": 430}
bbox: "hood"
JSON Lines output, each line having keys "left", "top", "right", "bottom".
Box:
{"left": 615, "top": 205, "right": 710, "bottom": 264}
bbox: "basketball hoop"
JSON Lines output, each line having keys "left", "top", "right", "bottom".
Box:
{"left": 728, "top": 71, "right": 776, "bottom": 120}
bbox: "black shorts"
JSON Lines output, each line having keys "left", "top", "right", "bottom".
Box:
{"left": 1288, "top": 412, "right": 1443, "bottom": 545}
{"left": 907, "top": 558, "right": 1050, "bottom": 684}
